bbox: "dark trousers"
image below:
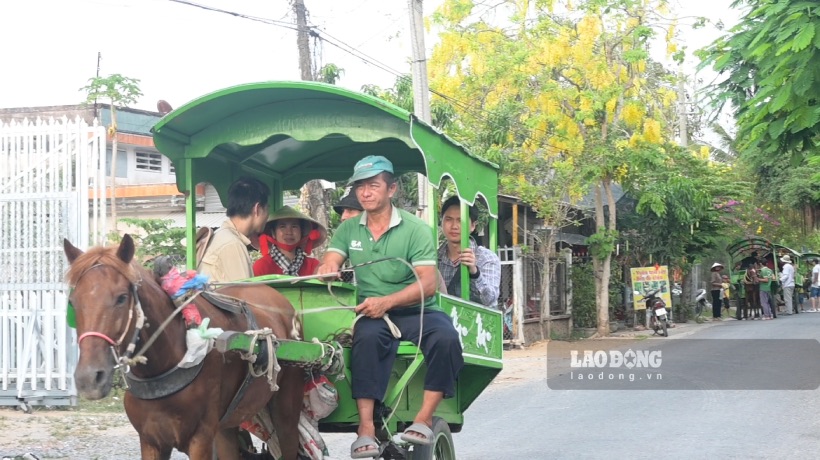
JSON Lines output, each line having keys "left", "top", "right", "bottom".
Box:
{"left": 351, "top": 310, "right": 464, "bottom": 401}
{"left": 711, "top": 290, "right": 722, "bottom": 318}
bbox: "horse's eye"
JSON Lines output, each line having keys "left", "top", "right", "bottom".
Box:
{"left": 116, "top": 294, "right": 129, "bottom": 305}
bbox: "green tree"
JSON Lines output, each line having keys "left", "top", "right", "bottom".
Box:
{"left": 80, "top": 74, "right": 143, "bottom": 233}
{"left": 318, "top": 63, "right": 344, "bottom": 84}
{"left": 430, "top": 0, "right": 681, "bottom": 336}
{"left": 116, "top": 218, "right": 185, "bottom": 263}
{"left": 619, "top": 144, "right": 744, "bottom": 306}
{"left": 700, "top": 0, "right": 820, "bottom": 230}
{"left": 362, "top": 75, "right": 456, "bottom": 130}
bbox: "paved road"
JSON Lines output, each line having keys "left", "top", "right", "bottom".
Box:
{"left": 443, "top": 314, "right": 820, "bottom": 460}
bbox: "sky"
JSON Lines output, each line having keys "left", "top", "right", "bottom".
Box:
{"left": 0, "top": 0, "right": 742, "bottom": 114}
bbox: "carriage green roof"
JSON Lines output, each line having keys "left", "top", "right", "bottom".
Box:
{"left": 152, "top": 81, "right": 498, "bottom": 215}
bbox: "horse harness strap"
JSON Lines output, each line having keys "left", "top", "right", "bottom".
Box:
{"left": 199, "top": 291, "right": 270, "bottom": 369}
{"left": 75, "top": 264, "right": 146, "bottom": 373}
{"left": 120, "top": 290, "right": 272, "bottom": 402}
{"left": 201, "top": 291, "right": 280, "bottom": 425}
{"left": 125, "top": 358, "right": 207, "bottom": 400}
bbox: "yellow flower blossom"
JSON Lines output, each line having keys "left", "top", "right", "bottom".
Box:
{"left": 621, "top": 103, "right": 644, "bottom": 128}
{"left": 643, "top": 119, "right": 662, "bottom": 143}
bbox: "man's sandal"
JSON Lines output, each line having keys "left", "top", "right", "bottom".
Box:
{"left": 351, "top": 435, "right": 380, "bottom": 459}
{"left": 400, "top": 422, "right": 434, "bottom": 446}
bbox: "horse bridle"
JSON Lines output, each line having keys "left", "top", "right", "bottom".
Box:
{"left": 72, "top": 263, "right": 146, "bottom": 378}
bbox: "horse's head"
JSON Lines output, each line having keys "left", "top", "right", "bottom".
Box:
{"left": 64, "top": 234, "right": 142, "bottom": 400}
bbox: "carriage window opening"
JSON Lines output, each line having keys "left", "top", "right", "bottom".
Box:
{"left": 136, "top": 151, "right": 162, "bottom": 173}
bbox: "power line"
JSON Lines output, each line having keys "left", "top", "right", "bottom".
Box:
{"left": 168, "top": 0, "right": 298, "bottom": 31}
{"left": 167, "top": 0, "right": 571, "bottom": 155}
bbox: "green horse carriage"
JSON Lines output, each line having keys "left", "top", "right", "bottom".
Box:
{"left": 150, "top": 81, "right": 504, "bottom": 459}
{"left": 726, "top": 237, "right": 801, "bottom": 318}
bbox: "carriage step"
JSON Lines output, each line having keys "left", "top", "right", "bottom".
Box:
{"left": 214, "top": 331, "right": 344, "bottom": 372}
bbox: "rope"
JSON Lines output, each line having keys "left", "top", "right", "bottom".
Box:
{"left": 206, "top": 257, "right": 399, "bottom": 289}
{"left": 242, "top": 328, "right": 281, "bottom": 391}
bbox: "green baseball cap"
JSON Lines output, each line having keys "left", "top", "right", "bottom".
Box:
{"left": 348, "top": 155, "right": 394, "bottom": 184}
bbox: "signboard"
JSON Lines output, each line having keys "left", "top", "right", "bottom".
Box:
{"left": 630, "top": 265, "right": 671, "bottom": 310}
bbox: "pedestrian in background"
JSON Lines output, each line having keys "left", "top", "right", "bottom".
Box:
{"left": 811, "top": 258, "right": 820, "bottom": 312}
{"left": 779, "top": 255, "right": 796, "bottom": 315}
{"left": 757, "top": 261, "right": 775, "bottom": 320}
{"left": 721, "top": 275, "right": 732, "bottom": 317}
{"left": 710, "top": 262, "right": 724, "bottom": 320}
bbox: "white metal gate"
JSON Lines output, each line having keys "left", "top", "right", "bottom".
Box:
{"left": 0, "top": 117, "right": 106, "bottom": 409}
{"left": 499, "top": 246, "right": 525, "bottom": 346}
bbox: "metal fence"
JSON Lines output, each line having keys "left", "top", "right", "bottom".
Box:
{"left": 498, "top": 247, "right": 571, "bottom": 346}
{"left": 498, "top": 247, "right": 522, "bottom": 345}
{"left": 521, "top": 252, "right": 569, "bottom": 319}
{"left": 0, "top": 117, "right": 106, "bottom": 409}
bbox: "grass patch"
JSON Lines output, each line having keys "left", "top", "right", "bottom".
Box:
{"left": 46, "top": 411, "right": 128, "bottom": 440}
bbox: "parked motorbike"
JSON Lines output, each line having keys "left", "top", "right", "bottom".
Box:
{"left": 695, "top": 288, "right": 711, "bottom": 318}
{"left": 671, "top": 283, "right": 682, "bottom": 297}
{"left": 635, "top": 288, "right": 670, "bottom": 337}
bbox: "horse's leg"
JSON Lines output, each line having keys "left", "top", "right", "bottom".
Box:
{"left": 139, "top": 439, "right": 173, "bottom": 460}
{"left": 212, "top": 427, "right": 241, "bottom": 460}
{"left": 270, "top": 366, "right": 304, "bottom": 460}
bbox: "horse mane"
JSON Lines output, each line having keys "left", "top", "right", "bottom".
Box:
{"left": 66, "top": 245, "right": 141, "bottom": 287}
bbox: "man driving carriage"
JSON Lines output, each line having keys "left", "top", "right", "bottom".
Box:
{"left": 317, "top": 155, "right": 464, "bottom": 458}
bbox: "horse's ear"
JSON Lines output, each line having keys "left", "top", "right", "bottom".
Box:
{"left": 117, "top": 234, "right": 136, "bottom": 264}
{"left": 64, "top": 238, "right": 84, "bottom": 264}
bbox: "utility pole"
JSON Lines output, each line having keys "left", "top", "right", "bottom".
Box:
{"left": 677, "top": 69, "right": 695, "bottom": 316}
{"left": 678, "top": 70, "right": 688, "bottom": 149}
{"left": 408, "top": 0, "right": 433, "bottom": 222}
{"left": 293, "top": 0, "right": 329, "bottom": 231}
{"left": 293, "top": 0, "right": 313, "bottom": 81}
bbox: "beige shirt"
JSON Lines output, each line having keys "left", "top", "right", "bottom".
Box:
{"left": 198, "top": 219, "right": 253, "bottom": 282}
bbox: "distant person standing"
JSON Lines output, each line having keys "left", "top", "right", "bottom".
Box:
{"left": 779, "top": 255, "right": 796, "bottom": 315}
{"left": 757, "top": 261, "right": 775, "bottom": 320}
{"left": 721, "top": 275, "right": 732, "bottom": 317}
{"left": 710, "top": 262, "right": 724, "bottom": 320}
{"left": 811, "top": 258, "right": 820, "bottom": 312}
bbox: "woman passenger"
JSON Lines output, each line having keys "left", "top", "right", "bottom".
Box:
{"left": 253, "top": 206, "right": 326, "bottom": 277}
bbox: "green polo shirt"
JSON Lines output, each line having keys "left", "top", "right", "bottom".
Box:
{"left": 327, "top": 206, "right": 438, "bottom": 314}
{"left": 759, "top": 266, "right": 774, "bottom": 292}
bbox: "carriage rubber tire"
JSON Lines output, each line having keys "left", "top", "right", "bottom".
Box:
{"left": 407, "top": 416, "right": 456, "bottom": 460}
{"left": 661, "top": 319, "right": 668, "bottom": 337}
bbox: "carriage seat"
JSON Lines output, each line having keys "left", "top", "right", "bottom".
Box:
{"left": 397, "top": 341, "right": 423, "bottom": 358}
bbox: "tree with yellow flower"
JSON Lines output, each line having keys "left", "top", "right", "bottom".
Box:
{"left": 430, "top": 0, "right": 682, "bottom": 336}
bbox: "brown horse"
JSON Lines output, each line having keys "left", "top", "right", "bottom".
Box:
{"left": 64, "top": 235, "right": 303, "bottom": 459}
